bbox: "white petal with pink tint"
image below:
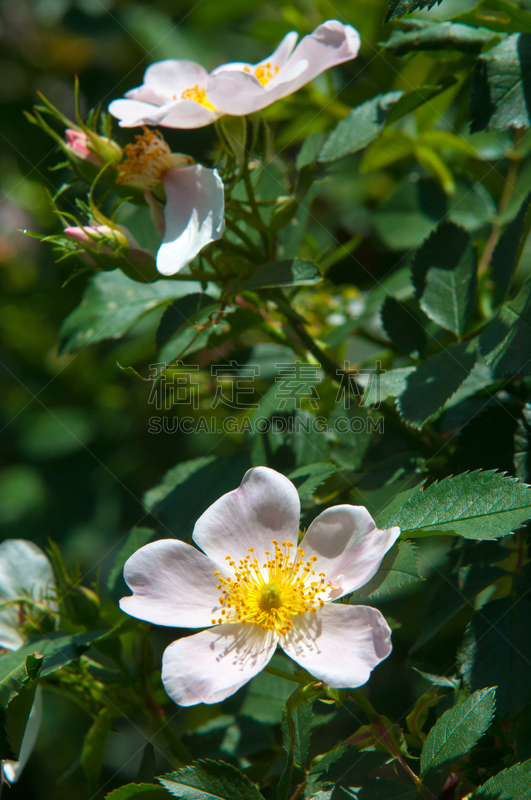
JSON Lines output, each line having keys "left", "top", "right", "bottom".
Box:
{"left": 162, "top": 624, "right": 277, "bottom": 706}
{"left": 300, "top": 506, "right": 400, "bottom": 597}
{"left": 281, "top": 604, "right": 392, "bottom": 688}
{"left": 192, "top": 466, "right": 301, "bottom": 568}
{"left": 207, "top": 20, "right": 361, "bottom": 116}
{"left": 156, "top": 164, "right": 224, "bottom": 276}
{"left": 120, "top": 538, "right": 226, "bottom": 628}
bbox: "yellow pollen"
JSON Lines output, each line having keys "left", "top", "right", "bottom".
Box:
{"left": 213, "top": 541, "right": 328, "bottom": 636}
{"left": 181, "top": 84, "right": 217, "bottom": 111}
{"left": 243, "top": 61, "right": 280, "bottom": 86}
{"left": 116, "top": 128, "right": 173, "bottom": 191}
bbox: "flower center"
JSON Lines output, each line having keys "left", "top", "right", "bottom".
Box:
{"left": 116, "top": 128, "right": 174, "bottom": 190}
{"left": 180, "top": 84, "right": 217, "bottom": 111}
{"left": 243, "top": 61, "right": 280, "bottom": 87}
{"left": 212, "top": 540, "right": 327, "bottom": 636}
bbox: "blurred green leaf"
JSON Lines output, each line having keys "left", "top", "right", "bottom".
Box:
{"left": 19, "top": 408, "right": 94, "bottom": 460}
{"left": 82, "top": 707, "right": 117, "bottom": 794}
{"left": 159, "top": 759, "right": 264, "bottom": 799}
{"left": 355, "top": 540, "right": 422, "bottom": 599}
{"left": 105, "top": 785, "right": 169, "bottom": 799}
{"left": 288, "top": 463, "right": 338, "bottom": 498}
{"left": 380, "top": 470, "right": 531, "bottom": 539}
{"left": 242, "top": 259, "right": 322, "bottom": 289}
{"left": 318, "top": 92, "right": 403, "bottom": 164}
{"left": 491, "top": 191, "right": 531, "bottom": 305}
{"left": 420, "top": 687, "right": 496, "bottom": 776}
{"left": 479, "top": 275, "right": 531, "bottom": 375}
{"left": 453, "top": 0, "right": 531, "bottom": 34}
{"left": 383, "top": 20, "right": 499, "bottom": 55}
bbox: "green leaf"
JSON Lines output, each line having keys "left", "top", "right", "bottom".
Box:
{"left": 0, "top": 631, "right": 101, "bottom": 681}
{"left": 453, "top": 0, "right": 531, "bottom": 33}
{"left": 379, "top": 470, "right": 531, "bottom": 539}
{"left": 491, "top": 192, "right": 531, "bottom": 305}
{"left": 159, "top": 759, "right": 264, "bottom": 800}
{"left": 107, "top": 527, "right": 154, "bottom": 592}
{"left": 479, "top": 276, "right": 531, "bottom": 375}
{"left": 242, "top": 259, "right": 322, "bottom": 289}
{"left": 82, "top": 708, "right": 117, "bottom": 794}
{"left": 156, "top": 293, "right": 219, "bottom": 350}
{"left": 471, "top": 758, "right": 531, "bottom": 799}
{"left": 386, "top": 79, "right": 458, "bottom": 124}
{"left": 471, "top": 33, "right": 531, "bottom": 132}
{"left": 282, "top": 700, "right": 313, "bottom": 770}
{"left": 360, "top": 130, "right": 414, "bottom": 173}
{"left": 385, "top": 0, "right": 445, "bottom": 22}
{"left": 238, "top": 655, "right": 296, "bottom": 724}
{"left": 308, "top": 750, "right": 389, "bottom": 790}
{"left": 363, "top": 367, "right": 415, "bottom": 406}
{"left": 383, "top": 20, "right": 499, "bottom": 56}
{"left": 105, "top": 784, "right": 169, "bottom": 799}
{"left": 381, "top": 298, "right": 426, "bottom": 358}
{"left": 411, "top": 563, "right": 505, "bottom": 652}
{"left": 345, "top": 781, "right": 419, "bottom": 799}
{"left": 288, "top": 464, "right": 338, "bottom": 498}
{"left": 0, "top": 654, "right": 43, "bottom": 761}
{"left": 420, "top": 687, "right": 496, "bottom": 776}
{"left": 412, "top": 222, "right": 477, "bottom": 335}
{"left": 398, "top": 343, "right": 477, "bottom": 429}
{"left": 515, "top": 403, "right": 531, "bottom": 481}
{"left": 60, "top": 271, "right": 197, "bottom": 354}
{"left": 143, "top": 452, "right": 252, "bottom": 539}
{"left": 459, "top": 595, "right": 531, "bottom": 717}
{"left": 318, "top": 92, "right": 403, "bottom": 163}
{"left": 354, "top": 541, "right": 422, "bottom": 599}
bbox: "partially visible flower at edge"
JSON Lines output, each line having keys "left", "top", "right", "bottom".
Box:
{"left": 115, "top": 129, "right": 225, "bottom": 276}
{"left": 0, "top": 540, "right": 56, "bottom": 784}
{"left": 108, "top": 20, "right": 361, "bottom": 129}
{"left": 120, "top": 466, "right": 398, "bottom": 707}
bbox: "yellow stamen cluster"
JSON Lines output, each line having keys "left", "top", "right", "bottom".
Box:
{"left": 180, "top": 84, "right": 217, "bottom": 111}
{"left": 244, "top": 62, "right": 280, "bottom": 86}
{"left": 116, "top": 128, "right": 173, "bottom": 190}
{"left": 211, "top": 540, "right": 327, "bottom": 636}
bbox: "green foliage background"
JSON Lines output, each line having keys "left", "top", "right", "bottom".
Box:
{"left": 4, "top": 0, "right": 531, "bottom": 798}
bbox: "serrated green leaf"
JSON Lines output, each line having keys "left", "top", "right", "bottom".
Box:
{"left": 242, "top": 259, "right": 322, "bottom": 289}
{"left": 0, "top": 631, "right": 101, "bottom": 681}
{"left": 385, "top": 0, "right": 445, "bottom": 22}
{"left": 362, "top": 367, "right": 415, "bottom": 406}
{"left": 159, "top": 759, "right": 264, "bottom": 800}
{"left": 453, "top": 0, "right": 531, "bottom": 34}
{"left": 515, "top": 403, "right": 531, "bottom": 481}
{"left": 480, "top": 275, "right": 531, "bottom": 376}
{"left": 308, "top": 750, "right": 389, "bottom": 790}
{"left": 282, "top": 700, "right": 313, "bottom": 770}
{"left": 354, "top": 541, "right": 422, "bottom": 599}
{"left": 288, "top": 464, "right": 338, "bottom": 498}
{"left": 383, "top": 20, "right": 498, "bottom": 56}
{"left": 60, "top": 271, "right": 197, "bottom": 354}
{"left": 107, "top": 527, "right": 154, "bottom": 592}
{"left": 398, "top": 343, "right": 477, "bottom": 429}
{"left": 105, "top": 784, "right": 169, "bottom": 799}
{"left": 471, "top": 33, "right": 531, "bottom": 132}
{"left": 156, "top": 293, "right": 218, "bottom": 350}
{"left": 459, "top": 595, "right": 531, "bottom": 717}
{"left": 420, "top": 687, "right": 496, "bottom": 776}
{"left": 318, "top": 92, "right": 403, "bottom": 164}
{"left": 380, "top": 470, "right": 531, "bottom": 539}
{"left": 471, "top": 758, "right": 531, "bottom": 798}
{"left": 412, "top": 222, "right": 477, "bottom": 335}
{"left": 491, "top": 192, "right": 531, "bottom": 305}
{"left": 381, "top": 298, "right": 426, "bottom": 358}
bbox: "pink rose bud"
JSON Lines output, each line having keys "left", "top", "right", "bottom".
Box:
{"left": 65, "top": 130, "right": 102, "bottom": 165}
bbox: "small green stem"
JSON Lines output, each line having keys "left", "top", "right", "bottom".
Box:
{"left": 264, "top": 665, "right": 308, "bottom": 685}
{"left": 349, "top": 689, "right": 380, "bottom": 723}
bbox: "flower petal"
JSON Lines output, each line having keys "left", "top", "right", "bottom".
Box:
{"left": 2, "top": 687, "right": 43, "bottom": 783}
{"left": 281, "top": 604, "right": 392, "bottom": 688}
{"left": 0, "top": 540, "right": 55, "bottom": 652}
{"left": 210, "top": 31, "right": 299, "bottom": 76}
{"left": 108, "top": 98, "right": 172, "bottom": 127}
{"left": 193, "top": 466, "right": 301, "bottom": 568}
{"left": 162, "top": 624, "right": 277, "bottom": 705}
{"left": 207, "top": 20, "right": 360, "bottom": 115}
{"left": 156, "top": 165, "right": 225, "bottom": 276}
{"left": 299, "top": 506, "right": 399, "bottom": 597}
{"left": 120, "top": 538, "right": 227, "bottom": 628}
{"left": 141, "top": 59, "right": 211, "bottom": 100}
